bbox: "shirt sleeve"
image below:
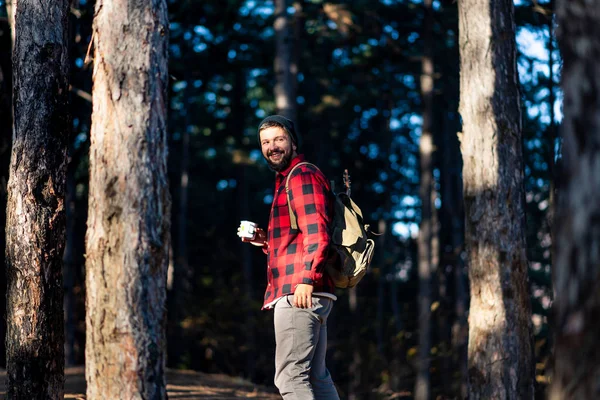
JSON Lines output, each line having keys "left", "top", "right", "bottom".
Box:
{"left": 288, "top": 168, "right": 332, "bottom": 284}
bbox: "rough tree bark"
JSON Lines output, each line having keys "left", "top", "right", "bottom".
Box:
{"left": 458, "top": 0, "right": 534, "bottom": 398}
{"left": 5, "top": 0, "right": 70, "bottom": 397}
{"left": 550, "top": 1, "right": 600, "bottom": 399}
{"left": 415, "top": 0, "right": 434, "bottom": 398}
{"left": 85, "top": 0, "right": 170, "bottom": 398}
{"left": 0, "top": 11, "right": 13, "bottom": 370}
{"left": 274, "top": 0, "right": 297, "bottom": 122}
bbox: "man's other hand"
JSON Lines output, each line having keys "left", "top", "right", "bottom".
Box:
{"left": 293, "top": 284, "right": 313, "bottom": 308}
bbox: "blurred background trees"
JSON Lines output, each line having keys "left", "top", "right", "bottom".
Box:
{"left": 550, "top": 0, "right": 600, "bottom": 398}
{"left": 0, "top": 0, "right": 559, "bottom": 398}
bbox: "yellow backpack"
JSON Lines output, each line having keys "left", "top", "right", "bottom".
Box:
{"left": 286, "top": 162, "right": 375, "bottom": 288}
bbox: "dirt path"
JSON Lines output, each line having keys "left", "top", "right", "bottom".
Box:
{"left": 0, "top": 367, "right": 281, "bottom": 399}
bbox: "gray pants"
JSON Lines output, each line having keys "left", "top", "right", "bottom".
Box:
{"left": 274, "top": 295, "right": 340, "bottom": 400}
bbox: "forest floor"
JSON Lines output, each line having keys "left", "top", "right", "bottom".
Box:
{"left": 0, "top": 367, "right": 281, "bottom": 399}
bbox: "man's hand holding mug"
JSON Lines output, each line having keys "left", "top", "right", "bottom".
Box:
{"left": 237, "top": 220, "right": 267, "bottom": 247}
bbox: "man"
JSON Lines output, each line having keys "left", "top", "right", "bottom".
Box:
{"left": 238, "top": 115, "right": 340, "bottom": 400}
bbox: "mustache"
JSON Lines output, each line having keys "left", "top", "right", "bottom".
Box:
{"left": 267, "top": 149, "right": 284, "bottom": 157}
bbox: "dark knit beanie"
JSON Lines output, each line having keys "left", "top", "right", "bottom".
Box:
{"left": 257, "top": 115, "right": 300, "bottom": 149}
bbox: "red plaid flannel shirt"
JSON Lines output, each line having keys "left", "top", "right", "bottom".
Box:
{"left": 262, "top": 155, "right": 335, "bottom": 308}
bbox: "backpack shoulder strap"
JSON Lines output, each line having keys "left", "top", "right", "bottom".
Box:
{"left": 285, "top": 162, "right": 320, "bottom": 230}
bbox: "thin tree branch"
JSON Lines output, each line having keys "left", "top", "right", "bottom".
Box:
{"left": 70, "top": 86, "right": 92, "bottom": 103}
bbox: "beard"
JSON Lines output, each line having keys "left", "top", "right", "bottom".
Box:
{"left": 265, "top": 148, "right": 294, "bottom": 172}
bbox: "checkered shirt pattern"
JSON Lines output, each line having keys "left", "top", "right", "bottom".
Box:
{"left": 262, "top": 155, "right": 335, "bottom": 308}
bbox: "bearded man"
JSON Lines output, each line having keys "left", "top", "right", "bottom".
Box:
{"left": 238, "top": 115, "right": 340, "bottom": 400}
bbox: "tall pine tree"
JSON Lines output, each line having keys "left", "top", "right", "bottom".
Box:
{"left": 551, "top": 1, "right": 600, "bottom": 398}
{"left": 5, "top": 0, "right": 70, "bottom": 397}
{"left": 85, "top": 0, "right": 171, "bottom": 397}
{"left": 458, "top": 0, "right": 534, "bottom": 398}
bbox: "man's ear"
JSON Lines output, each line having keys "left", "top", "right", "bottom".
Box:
{"left": 293, "top": 143, "right": 297, "bottom": 152}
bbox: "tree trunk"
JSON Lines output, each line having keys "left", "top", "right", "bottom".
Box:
{"left": 448, "top": 114, "right": 468, "bottom": 397}
{"left": 546, "top": 8, "right": 557, "bottom": 261}
{"left": 550, "top": 1, "right": 600, "bottom": 398}
{"left": 441, "top": 107, "right": 467, "bottom": 399}
{"left": 0, "top": 7, "right": 13, "bottom": 370}
{"left": 388, "top": 271, "right": 405, "bottom": 392}
{"left": 415, "top": 1, "right": 434, "bottom": 398}
{"left": 293, "top": 1, "right": 302, "bottom": 108}
{"left": 176, "top": 77, "right": 191, "bottom": 299}
{"left": 458, "top": 1, "right": 534, "bottom": 398}
{"left": 5, "top": 0, "right": 16, "bottom": 51}
{"left": 274, "top": 0, "right": 297, "bottom": 121}
{"left": 232, "top": 67, "right": 257, "bottom": 379}
{"left": 453, "top": 256, "right": 468, "bottom": 398}
{"left": 238, "top": 165, "right": 257, "bottom": 378}
{"left": 168, "top": 72, "right": 192, "bottom": 368}
{"left": 348, "top": 287, "right": 361, "bottom": 400}
{"left": 63, "top": 150, "right": 77, "bottom": 367}
{"left": 376, "top": 218, "right": 386, "bottom": 355}
{"left": 5, "top": 0, "right": 70, "bottom": 396}
{"left": 85, "top": 0, "right": 170, "bottom": 398}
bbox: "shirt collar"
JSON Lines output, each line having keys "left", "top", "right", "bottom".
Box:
{"left": 278, "top": 154, "right": 305, "bottom": 178}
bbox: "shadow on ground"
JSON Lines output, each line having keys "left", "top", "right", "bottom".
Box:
{"left": 0, "top": 367, "right": 281, "bottom": 399}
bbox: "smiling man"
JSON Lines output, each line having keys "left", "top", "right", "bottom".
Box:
{"left": 239, "top": 115, "right": 340, "bottom": 399}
